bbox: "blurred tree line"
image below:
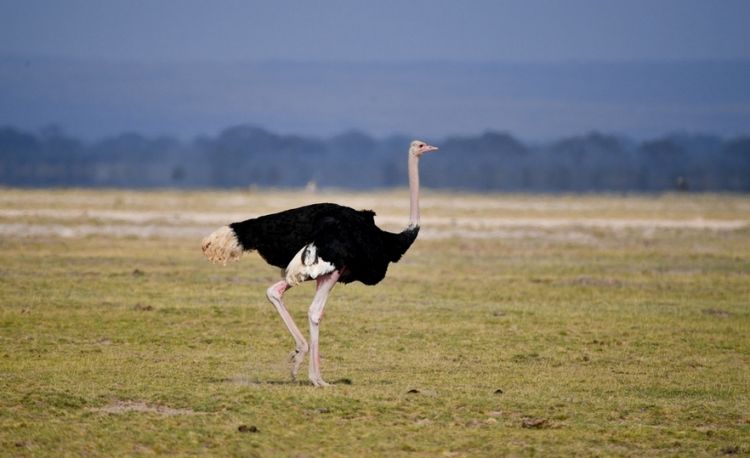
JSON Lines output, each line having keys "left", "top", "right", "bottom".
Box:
{"left": 1, "top": 125, "right": 748, "bottom": 192}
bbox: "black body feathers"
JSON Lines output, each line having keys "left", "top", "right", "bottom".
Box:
{"left": 229, "top": 203, "right": 419, "bottom": 285}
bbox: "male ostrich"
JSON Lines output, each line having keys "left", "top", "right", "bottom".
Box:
{"left": 201, "top": 140, "right": 439, "bottom": 386}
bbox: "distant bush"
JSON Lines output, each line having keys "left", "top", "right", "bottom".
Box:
{"left": 1, "top": 125, "right": 748, "bottom": 191}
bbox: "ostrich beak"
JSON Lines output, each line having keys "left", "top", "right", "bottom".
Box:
{"left": 424, "top": 144, "right": 439, "bottom": 153}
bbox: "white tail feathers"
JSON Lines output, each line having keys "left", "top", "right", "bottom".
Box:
{"left": 202, "top": 226, "right": 243, "bottom": 265}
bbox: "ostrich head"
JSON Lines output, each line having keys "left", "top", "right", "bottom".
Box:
{"left": 409, "top": 140, "right": 439, "bottom": 157}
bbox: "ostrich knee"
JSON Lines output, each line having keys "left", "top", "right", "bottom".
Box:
{"left": 308, "top": 308, "right": 324, "bottom": 326}
{"left": 266, "top": 281, "right": 288, "bottom": 302}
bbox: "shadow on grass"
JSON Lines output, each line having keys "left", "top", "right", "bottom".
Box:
{"left": 211, "top": 376, "right": 353, "bottom": 386}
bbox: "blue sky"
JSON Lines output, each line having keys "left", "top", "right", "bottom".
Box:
{"left": 1, "top": 1, "right": 749, "bottom": 140}
{"left": 2, "top": 0, "right": 750, "bottom": 62}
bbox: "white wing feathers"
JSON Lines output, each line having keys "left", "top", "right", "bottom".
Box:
{"left": 285, "top": 243, "right": 336, "bottom": 286}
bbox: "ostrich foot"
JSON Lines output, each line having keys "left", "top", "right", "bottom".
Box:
{"left": 308, "top": 360, "right": 330, "bottom": 387}
{"left": 288, "top": 348, "right": 307, "bottom": 381}
{"left": 309, "top": 375, "right": 331, "bottom": 387}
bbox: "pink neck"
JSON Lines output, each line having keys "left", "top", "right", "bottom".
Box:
{"left": 408, "top": 152, "right": 420, "bottom": 228}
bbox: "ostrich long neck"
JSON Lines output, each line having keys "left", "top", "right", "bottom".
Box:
{"left": 408, "top": 152, "right": 421, "bottom": 228}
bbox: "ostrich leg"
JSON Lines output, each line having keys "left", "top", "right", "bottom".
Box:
{"left": 266, "top": 281, "right": 308, "bottom": 381}
{"left": 307, "top": 270, "right": 341, "bottom": 387}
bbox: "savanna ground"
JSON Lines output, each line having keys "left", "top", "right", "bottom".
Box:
{"left": 1, "top": 188, "right": 749, "bottom": 457}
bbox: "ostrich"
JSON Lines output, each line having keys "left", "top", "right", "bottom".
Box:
{"left": 201, "top": 140, "right": 439, "bottom": 386}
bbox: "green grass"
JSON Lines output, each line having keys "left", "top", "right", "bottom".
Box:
{"left": 1, "top": 190, "right": 749, "bottom": 456}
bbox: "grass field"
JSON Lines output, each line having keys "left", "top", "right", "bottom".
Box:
{"left": 1, "top": 188, "right": 749, "bottom": 456}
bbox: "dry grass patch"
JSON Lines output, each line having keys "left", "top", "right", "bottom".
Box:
{"left": 1, "top": 189, "right": 749, "bottom": 456}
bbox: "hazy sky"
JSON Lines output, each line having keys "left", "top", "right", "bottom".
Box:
{"left": 2, "top": 0, "right": 750, "bottom": 62}
{"left": 2, "top": 1, "right": 750, "bottom": 140}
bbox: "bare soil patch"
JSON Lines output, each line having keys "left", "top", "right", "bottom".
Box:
{"left": 89, "top": 401, "right": 197, "bottom": 416}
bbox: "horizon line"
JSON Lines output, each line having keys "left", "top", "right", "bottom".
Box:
{"left": 2, "top": 122, "right": 746, "bottom": 146}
